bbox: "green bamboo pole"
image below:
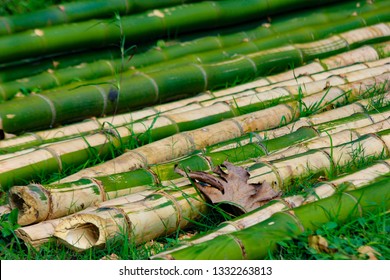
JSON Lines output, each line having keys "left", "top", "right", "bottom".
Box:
{"left": 2, "top": 3, "right": 389, "bottom": 100}
{"left": 0, "top": 0, "right": 383, "bottom": 84}
{"left": 0, "top": 0, "right": 342, "bottom": 63}
{"left": 151, "top": 160, "right": 390, "bottom": 259}
{"left": 8, "top": 104, "right": 390, "bottom": 226}
{"left": 51, "top": 71, "right": 390, "bottom": 184}
{"left": 1, "top": 70, "right": 387, "bottom": 191}
{"left": 151, "top": 176, "right": 390, "bottom": 260}
{"left": 2, "top": 51, "right": 389, "bottom": 155}
{"left": 12, "top": 136, "right": 390, "bottom": 248}
{"left": 1, "top": 23, "right": 390, "bottom": 135}
{"left": 51, "top": 127, "right": 390, "bottom": 251}
{"left": 0, "top": 0, "right": 205, "bottom": 36}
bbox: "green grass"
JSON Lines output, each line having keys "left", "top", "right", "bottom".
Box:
{"left": 269, "top": 211, "right": 390, "bottom": 260}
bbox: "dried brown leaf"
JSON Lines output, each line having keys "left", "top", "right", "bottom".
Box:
{"left": 308, "top": 235, "right": 336, "bottom": 254}
{"left": 175, "top": 161, "right": 281, "bottom": 213}
{"left": 358, "top": 245, "right": 381, "bottom": 260}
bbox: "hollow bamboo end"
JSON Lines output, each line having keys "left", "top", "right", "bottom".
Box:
{"left": 54, "top": 214, "right": 106, "bottom": 252}
{"left": 8, "top": 185, "right": 50, "bottom": 226}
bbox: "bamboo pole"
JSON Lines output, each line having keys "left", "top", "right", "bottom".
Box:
{"left": 1, "top": 50, "right": 389, "bottom": 155}
{"left": 50, "top": 72, "right": 390, "bottom": 184}
{"left": 10, "top": 112, "right": 390, "bottom": 242}
{"left": 1, "top": 23, "right": 390, "bottom": 134}
{"left": 54, "top": 185, "right": 207, "bottom": 252}
{"left": 151, "top": 175, "right": 390, "bottom": 260}
{"left": 7, "top": 98, "right": 390, "bottom": 226}
{"left": 1, "top": 66, "right": 388, "bottom": 190}
{"left": 0, "top": 0, "right": 205, "bottom": 36}
{"left": 48, "top": 127, "right": 390, "bottom": 251}
{"left": 2, "top": 4, "right": 389, "bottom": 100}
{"left": 0, "top": 0, "right": 343, "bottom": 63}
{"left": 151, "top": 160, "right": 390, "bottom": 259}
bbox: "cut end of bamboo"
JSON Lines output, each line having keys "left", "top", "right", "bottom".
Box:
{"left": 8, "top": 184, "right": 50, "bottom": 226}
{"left": 54, "top": 208, "right": 127, "bottom": 252}
{"left": 54, "top": 215, "right": 104, "bottom": 252}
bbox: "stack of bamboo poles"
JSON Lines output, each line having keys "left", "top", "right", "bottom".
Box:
{"left": 0, "top": 0, "right": 389, "bottom": 259}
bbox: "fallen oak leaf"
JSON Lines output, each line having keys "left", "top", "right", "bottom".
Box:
{"left": 175, "top": 161, "right": 281, "bottom": 213}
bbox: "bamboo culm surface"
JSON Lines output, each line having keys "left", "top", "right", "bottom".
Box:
{"left": 0, "top": 0, "right": 342, "bottom": 63}
{"left": 1, "top": 68, "right": 389, "bottom": 191}
{"left": 8, "top": 100, "right": 390, "bottom": 226}
{"left": 1, "top": 23, "right": 390, "bottom": 135}
{"left": 1, "top": 1, "right": 389, "bottom": 100}
{"left": 51, "top": 128, "right": 390, "bottom": 251}
{"left": 151, "top": 175, "right": 390, "bottom": 259}
{"left": 1, "top": 49, "right": 389, "bottom": 156}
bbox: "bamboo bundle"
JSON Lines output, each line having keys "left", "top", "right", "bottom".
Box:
{"left": 53, "top": 184, "right": 207, "bottom": 251}
{"left": 13, "top": 187, "right": 163, "bottom": 248}
{"left": 151, "top": 174, "right": 390, "bottom": 259}
{"left": 2, "top": 3, "right": 389, "bottom": 100}
{"left": 2, "top": 49, "right": 389, "bottom": 155}
{"left": 211, "top": 43, "right": 390, "bottom": 98}
{"left": 0, "top": 0, "right": 342, "bottom": 63}
{"left": 7, "top": 103, "right": 390, "bottom": 242}
{"left": 1, "top": 0, "right": 370, "bottom": 84}
{"left": 6, "top": 91, "right": 389, "bottom": 226}
{"left": 151, "top": 160, "right": 390, "bottom": 259}
{"left": 8, "top": 105, "right": 390, "bottom": 226}
{"left": 1, "top": 23, "right": 390, "bottom": 134}
{"left": 0, "top": 0, "right": 204, "bottom": 36}
{"left": 50, "top": 72, "right": 390, "bottom": 184}
{"left": 52, "top": 127, "right": 390, "bottom": 251}
{"left": 0, "top": 65, "right": 388, "bottom": 189}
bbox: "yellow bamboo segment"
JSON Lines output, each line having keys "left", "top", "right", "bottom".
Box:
{"left": 325, "top": 134, "right": 389, "bottom": 167}
{"left": 321, "top": 46, "right": 380, "bottom": 70}
{"left": 311, "top": 64, "right": 368, "bottom": 81}
{"left": 54, "top": 186, "right": 207, "bottom": 251}
{"left": 267, "top": 62, "right": 324, "bottom": 83}
{"left": 330, "top": 161, "right": 390, "bottom": 189}
{"left": 15, "top": 188, "right": 157, "bottom": 248}
{"left": 9, "top": 180, "right": 104, "bottom": 225}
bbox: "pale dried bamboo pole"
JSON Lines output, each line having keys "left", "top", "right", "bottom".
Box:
{"left": 2, "top": 44, "right": 389, "bottom": 155}
{"left": 14, "top": 187, "right": 160, "bottom": 248}
{"left": 55, "top": 71, "right": 390, "bottom": 183}
{"left": 212, "top": 41, "right": 390, "bottom": 98}
{"left": 53, "top": 126, "right": 390, "bottom": 252}
{"left": 151, "top": 160, "right": 390, "bottom": 258}
{"left": 53, "top": 184, "right": 207, "bottom": 252}
{"left": 7, "top": 79, "right": 390, "bottom": 226}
